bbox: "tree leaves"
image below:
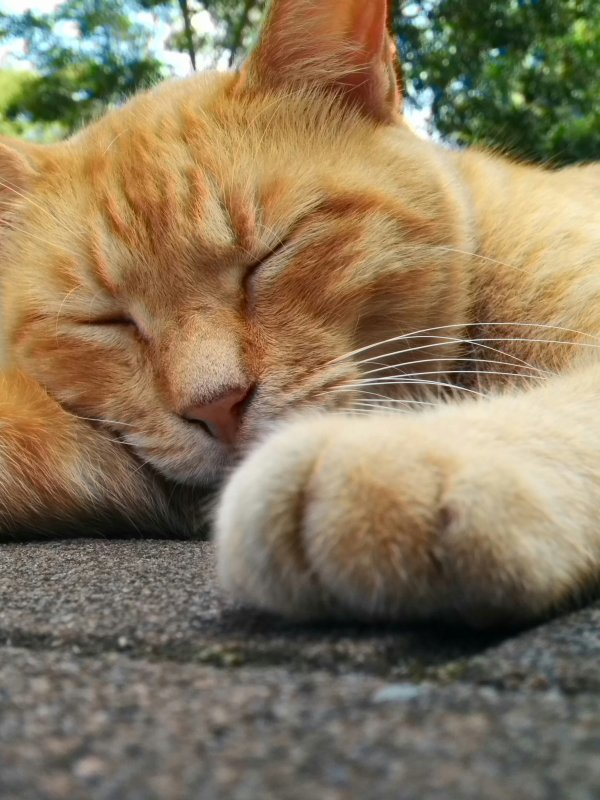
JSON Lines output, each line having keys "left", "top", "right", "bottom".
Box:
{"left": 393, "top": 0, "right": 599, "bottom": 164}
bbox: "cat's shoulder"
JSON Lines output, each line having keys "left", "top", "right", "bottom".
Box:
{"left": 557, "top": 162, "right": 600, "bottom": 191}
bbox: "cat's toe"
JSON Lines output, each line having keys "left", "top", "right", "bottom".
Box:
{"left": 215, "top": 415, "right": 447, "bottom": 621}
{"left": 215, "top": 413, "right": 565, "bottom": 626}
{"left": 215, "top": 418, "right": 336, "bottom": 619}
{"left": 215, "top": 415, "right": 450, "bottom": 621}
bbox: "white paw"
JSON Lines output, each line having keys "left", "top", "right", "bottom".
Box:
{"left": 216, "top": 415, "right": 446, "bottom": 621}
{"left": 216, "top": 418, "right": 335, "bottom": 619}
{"left": 215, "top": 412, "right": 576, "bottom": 625}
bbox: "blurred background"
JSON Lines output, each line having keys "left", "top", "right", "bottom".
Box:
{"left": 0, "top": 0, "right": 597, "bottom": 165}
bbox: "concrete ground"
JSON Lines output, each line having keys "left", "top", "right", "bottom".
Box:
{"left": 1, "top": 539, "right": 599, "bottom": 800}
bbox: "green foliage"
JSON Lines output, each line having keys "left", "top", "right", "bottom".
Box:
{"left": 0, "top": 0, "right": 166, "bottom": 135}
{"left": 199, "top": 0, "right": 267, "bottom": 66}
{"left": 0, "top": 0, "right": 598, "bottom": 165}
{"left": 139, "top": 0, "right": 267, "bottom": 68}
{"left": 0, "top": 69, "right": 61, "bottom": 139}
{"left": 392, "top": 0, "right": 600, "bottom": 165}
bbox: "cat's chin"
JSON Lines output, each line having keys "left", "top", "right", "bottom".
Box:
{"left": 134, "top": 445, "right": 236, "bottom": 489}
{"left": 151, "top": 418, "right": 305, "bottom": 488}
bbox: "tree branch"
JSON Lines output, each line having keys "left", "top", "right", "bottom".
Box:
{"left": 227, "top": 0, "right": 258, "bottom": 68}
{"left": 177, "top": 0, "right": 196, "bottom": 72}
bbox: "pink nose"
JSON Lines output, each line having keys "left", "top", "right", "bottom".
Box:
{"left": 181, "top": 385, "right": 253, "bottom": 444}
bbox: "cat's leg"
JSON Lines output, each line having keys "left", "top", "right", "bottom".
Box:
{"left": 0, "top": 370, "right": 185, "bottom": 537}
{"left": 216, "top": 363, "right": 600, "bottom": 626}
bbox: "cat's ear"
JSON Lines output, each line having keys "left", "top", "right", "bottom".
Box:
{"left": 238, "top": 0, "right": 402, "bottom": 124}
{"left": 0, "top": 139, "right": 38, "bottom": 226}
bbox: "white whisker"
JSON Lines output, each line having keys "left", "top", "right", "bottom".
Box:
{"left": 76, "top": 415, "right": 137, "bottom": 428}
{"left": 331, "top": 321, "right": 600, "bottom": 365}
{"left": 359, "top": 355, "right": 552, "bottom": 379}
{"left": 55, "top": 286, "right": 83, "bottom": 338}
{"left": 350, "top": 335, "right": 598, "bottom": 374}
{"left": 4, "top": 221, "right": 83, "bottom": 260}
{"left": 348, "top": 335, "right": 535, "bottom": 372}
{"left": 343, "top": 369, "right": 543, "bottom": 387}
{"left": 350, "top": 398, "right": 437, "bottom": 408}
{"left": 0, "top": 178, "right": 65, "bottom": 228}
{"left": 0, "top": 179, "right": 87, "bottom": 246}
{"left": 433, "top": 245, "right": 527, "bottom": 274}
{"left": 320, "top": 388, "right": 405, "bottom": 401}
{"left": 331, "top": 409, "right": 391, "bottom": 417}
{"left": 322, "top": 378, "right": 486, "bottom": 399}
{"left": 346, "top": 405, "right": 411, "bottom": 415}
{"left": 103, "top": 130, "right": 127, "bottom": 154}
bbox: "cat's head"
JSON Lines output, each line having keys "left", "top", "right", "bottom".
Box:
{"left": 0, "top": 0, "right": 471, "bottom": 486}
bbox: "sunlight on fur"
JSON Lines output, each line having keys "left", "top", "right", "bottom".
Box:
{"left": 0, "top": 0, "right": 598, "bottom": 626}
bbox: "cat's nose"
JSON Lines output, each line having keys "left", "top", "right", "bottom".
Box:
{"left": 181, "top": 385, "right": 254, "bottom": 444}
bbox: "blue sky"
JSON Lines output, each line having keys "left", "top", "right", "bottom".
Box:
{"left": 0, "top": 0, "right": 57, "bottom": 11}
{"left": 0, "top": 0, "right": 198, "bottom": 74}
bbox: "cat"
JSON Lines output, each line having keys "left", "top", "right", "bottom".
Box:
{"left": 0, "top": 0, "right": 598, "bottom": 627}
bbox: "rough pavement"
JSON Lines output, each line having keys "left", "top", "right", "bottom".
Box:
{"left": 1, "top": 539, "right": 599, "bottom": 800}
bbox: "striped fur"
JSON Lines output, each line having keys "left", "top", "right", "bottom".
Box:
{"left": 0, "top": 0, "right": 599, "bottom": 626}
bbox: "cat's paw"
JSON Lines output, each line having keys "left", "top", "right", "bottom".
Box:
{"left": 215, "top": 414, "right": 568, "bottom": 626}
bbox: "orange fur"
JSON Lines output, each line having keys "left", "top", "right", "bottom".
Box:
{"left": 0, "top": 0, "right": 598, "bottom": 626}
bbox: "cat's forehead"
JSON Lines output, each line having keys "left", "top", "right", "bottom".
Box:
{"left": 72, "top": 69, "right": 370, "bottom": 185}
{"left": 59, "top": 84, "right": 359, "bottom": 261}
{"left": 77, "top": 71, "right": 235, "bottom": 146}
{"left": 34, "top": 75, "right": 400, "bottom": 305}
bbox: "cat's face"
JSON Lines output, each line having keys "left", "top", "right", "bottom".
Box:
{"left": 0, "top": 0, "right": 470, "bottom": 486}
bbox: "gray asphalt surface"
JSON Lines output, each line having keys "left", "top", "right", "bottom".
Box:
{"left": 1, "top": 539, "right": 599, "bottom": 799}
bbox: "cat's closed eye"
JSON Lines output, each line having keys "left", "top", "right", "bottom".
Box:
{"left": 243, "top": 239, "right": 291, "bottom": 302}
{"left": 245, "top": 239, "right": 289, "bottom": 281}
{"left": 84, "top": 314, "right": 138, "bottom": 328}
{"left": 81, "top": 314, "right": 148, "bottom": 341}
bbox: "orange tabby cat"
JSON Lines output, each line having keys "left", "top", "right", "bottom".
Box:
{"left": 0, "top": 0, "right": 598, "bottom": 625}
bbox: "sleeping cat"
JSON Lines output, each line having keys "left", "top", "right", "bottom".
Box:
{"left": 0, "top": 0, "right": 598, "bottom": 626}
